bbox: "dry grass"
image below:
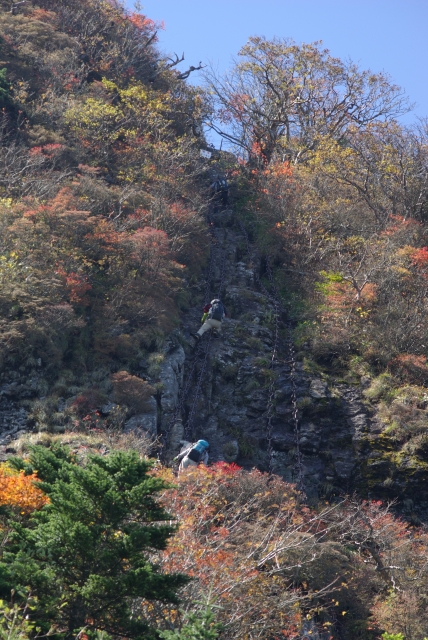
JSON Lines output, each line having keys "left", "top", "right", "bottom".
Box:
{"left": 8, "top": 428, "right": 156, "bottom": 460}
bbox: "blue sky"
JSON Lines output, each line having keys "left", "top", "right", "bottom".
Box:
{"left": 125, "top": 0, "right": 427, "bottom": 134}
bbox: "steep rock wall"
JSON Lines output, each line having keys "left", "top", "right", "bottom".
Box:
{"left": 156, "top": 213, "right": 377, "bottom": 502}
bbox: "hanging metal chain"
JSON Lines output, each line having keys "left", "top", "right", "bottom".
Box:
{"left": 185, "top": 330, "right": 213, "bottom": 439}
{"left": 238, "top": 220, "right": 279, "bottom": 475}
{"left": 288, "top": 323, "right": 304, "bottom": 491}
{"left": 161, "top": 210, "right": 228, "bottom": 454}
{"left": 238, "top": 219, "right": 252, "bottom": 261}
{"left": 265, "top": 257, "right": 304, "bottom": 489}
{"left": 239, "top": 220, "right": 304, "bottom": 488}
{"left": 185, "top": 227, "right": 228, "bottom": 439}
{"left": 265, "top": 255, "right": 304, "bottom": 491}
{"left": 263, "top": 256, "right": 281, "bottom": 476}
{"left": 159, "top": 212, "right": 219, "bottom": 458}
{"left": 204, "top": 215, "right": 218, "bottom": 304}
{"left": 266, "top": 298, "right": 280, "bottom": 476}
{"left": 237, "top": 221, "right": 275, "bottom": 304}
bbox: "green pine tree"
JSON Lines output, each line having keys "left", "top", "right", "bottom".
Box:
{"left": 0, "top": 69, "right": 11, "bottom": 107}
{"left": 1, "top": 445, "right": 189, "bottom": 639}
{"left": 159, "top": 605, "right": 222, "bottom": 640}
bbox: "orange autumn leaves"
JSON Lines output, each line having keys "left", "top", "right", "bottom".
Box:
{"left": 0, "top": 465, "right": 48, "bottom": 514}
{"left": 149, "top": 463, "right": 308, "bottom": 638}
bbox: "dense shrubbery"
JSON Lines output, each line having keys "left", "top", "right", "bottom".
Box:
{"left": 151, "top": 464, "right": 428, "bottom": 639}
{"left": 0, "top": 0, "right": 210, "bottom": 427}
{"left": 0, "top": 450, "right": 427, "bottom": 639}
{"left": 0, "top": 445, "right": 189, "bottom": 639}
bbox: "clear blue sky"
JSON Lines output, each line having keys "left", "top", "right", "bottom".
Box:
{"left": 125, "top": 0, "right": 427, "bottom": 130}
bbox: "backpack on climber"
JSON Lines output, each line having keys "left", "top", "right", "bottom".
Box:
{"left": 193, "top": 299, "right": 227, "bottom": 340}
{"left": 174, "top": 439, "right": 210, "bottom": 473}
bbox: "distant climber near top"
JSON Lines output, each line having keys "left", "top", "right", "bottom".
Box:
{"left": 193, "top": 298, "right": 227, "bottom": 340}
{"left": 210, "top": 175, "right": 229, "bottom": 211}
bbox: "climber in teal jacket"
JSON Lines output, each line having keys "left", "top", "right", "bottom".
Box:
{"left": 175, "top": 440, "right": 210, "bottom": 473}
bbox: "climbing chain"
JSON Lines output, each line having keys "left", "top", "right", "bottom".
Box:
{"left": 264, "top": 258, "right": 280, "bottom": 476}
{"left": 160, "top": 210, "right": 227, "bottom": 456}
{"left": 237, "top": 220, "right": 278, "bottom": 475}
{"left": 287, "top": 322, "right": 304, "bottom": 491}
{"left": 203, "top": 215, "right": 218, "bottom": 304}
{"left": 185, "top": 217, "right": 228, "bottom": 439}
{"left": 184, "top": 331, "right": 213, "bottom": 440}
{"left": 265, "top": 255, "right": 304, "bottom": 490}
{"left": 238, "top": 221, "right": 304, "bottom": 489}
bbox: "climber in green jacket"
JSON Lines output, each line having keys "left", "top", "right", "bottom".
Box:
{"left": 193, "top": 299, "right": 227, "bottom": 340}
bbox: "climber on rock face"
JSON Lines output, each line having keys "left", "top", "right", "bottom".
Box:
{"left": 174, "top": 439, "right": 210, "bottom": 473}
{"left": 210, "top": 175, "right": 229, "bottom": 212}
{"left": 193, "top": 298, "right": 227, "bottom": 340}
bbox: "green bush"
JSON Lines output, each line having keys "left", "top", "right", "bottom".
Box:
{"left": 1, "top": 446, "right": 189, "bottom": 639}
{"left": 159, "top": 604, "right": 222, "bottom": 640}
{"left": 0, "top": 594, "right": 38, "bottom": 640}
{"left": 0, "top": 69, "right": 11, "bottom": 108}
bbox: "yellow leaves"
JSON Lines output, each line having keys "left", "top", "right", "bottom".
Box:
{"left": 342, "top": 235, "right": 365, "bottom": 256}
{"left": 310, "top": 135, "right": 356, "bottom": 173}
{"left": 103, "top": 77, "right": 169, "bottom": 116}
{"left": 0, "top": 465, "right": 49, "bottom": 514}
{"left": 355, "top": 306, "right": 371, "bottom": 318}
{"left": 390, "top": 265, "right": 411, "bottom": 278}
{"left": 101, "top": 78, "right": 118, "bottom": 93}
{"left": 396, "top": 246, "right": 416, "bottom": 259}
{"left": 64, "top": 98, "right": 122, "bottom": 139}
{"left": 120, "top": 83, "right": 149, "bottom": 107}
{"left": 64, "top": 78, "right": 177, "bottom": 164}
{"left": 0, "top": 251, "right": 29, "bottom": 285}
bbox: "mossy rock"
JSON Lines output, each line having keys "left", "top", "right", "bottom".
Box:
{"left": 227, "top": 364, "right": 240, "bottom": 380}
{"left": 223, "top": 440, "right": 239, "bottom": 462}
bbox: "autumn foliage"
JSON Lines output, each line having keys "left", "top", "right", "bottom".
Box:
{"left": 111, "top": 371, "right": 155, "bottom": 413}
{"left": 0, "top": 446, "right": 426, "bottom": 639}
{"left": 1, "top": 5, "right": 428, "bottom": 639}
{"left": 0, "top": 465, "right": 48, "bottom": 513}
{"left": 0, "top": 0, "right": 209, "bottom": 416}
{"left": 134, "top": 463, "right": 428, "bottom": 639}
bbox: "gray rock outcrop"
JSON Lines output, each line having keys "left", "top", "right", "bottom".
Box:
{"left": 124, "top": 396, "right": 157, "bottom": 438}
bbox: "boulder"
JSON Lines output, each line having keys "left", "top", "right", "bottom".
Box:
{"left": 160, "top": 346, "right": 185, "bottom": 414}
{"left": 223, "top": 440, "right": 239, "bottom": 462}
{"left": 124, "top": 396, "right": 157, "bottom": 438}
{"left": 309, "top": 379, "right": 329, "bottom": 399}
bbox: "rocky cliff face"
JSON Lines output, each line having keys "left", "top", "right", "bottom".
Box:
{"left": 147, "top": 212, "right": 376, "bottom": 503}
{"left": 147, "top": 210, "right": 428, "bottom": 517}
{"left": 2, "top": 208, "right": 428, "bottom": 518}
